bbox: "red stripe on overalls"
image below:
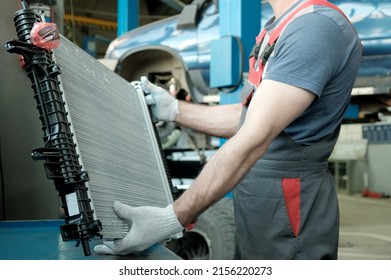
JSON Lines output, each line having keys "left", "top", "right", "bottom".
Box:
{"left": 282, "top": 178, "right": 301, "bottom": 237}
{"left": 243, "top": 0, "right": 350, "bottom": 106}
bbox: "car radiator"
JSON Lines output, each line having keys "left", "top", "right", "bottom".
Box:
{"left": 5, "top": 1, "right": 178, "bottom": 256}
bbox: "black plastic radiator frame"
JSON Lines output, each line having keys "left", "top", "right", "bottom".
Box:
{"left": 5, "top": 1, "right": 101, "bottom": 256}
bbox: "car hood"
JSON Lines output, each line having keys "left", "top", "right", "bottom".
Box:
{"left": 105, "top": 16, "right": 182, "bottom": 59}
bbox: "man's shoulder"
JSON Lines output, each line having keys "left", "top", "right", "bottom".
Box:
{"left": 280, "top": 7, "right": 356, "bottom": 49}
{"left": 290, "top": 5, "right": 354, "bottom": 35}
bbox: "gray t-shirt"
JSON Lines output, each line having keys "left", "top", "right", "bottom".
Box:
{"left": 262, "top": 4, "right": 362, "bottom": 145}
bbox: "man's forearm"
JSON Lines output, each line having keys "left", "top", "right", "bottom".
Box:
{"left": 173, "top": 128, "right": 271, "bottom": 226}
{"left": 175, "top": 101, "right": 242, "bottom": 138}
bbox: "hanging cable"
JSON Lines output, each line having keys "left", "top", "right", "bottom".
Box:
{"left": 50, "top": 0, "right": 54, "bottom": 23}
{"left": 0, "top": 138, "right": 6, "bottom": 220}
{"left": 69, "top": 0, "right": 77, "bottom": 43}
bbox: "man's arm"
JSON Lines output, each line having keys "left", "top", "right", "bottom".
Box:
{"left": 173, "top": 79, "right": 316, "bottom": 226}
{"left": 175, "top": 101, "right": 242, "bottom": 138}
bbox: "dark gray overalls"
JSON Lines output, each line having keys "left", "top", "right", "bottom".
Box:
{"left": 232, "top": 0, "right": 344, "bottom": 260}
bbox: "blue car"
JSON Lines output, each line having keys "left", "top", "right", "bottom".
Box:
{"left": 105, "top": 0, "right": 391, "bottom": 108}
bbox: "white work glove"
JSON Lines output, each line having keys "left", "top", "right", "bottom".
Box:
{"left": 140, "top": 76, "right": 179, "bottom": 122}
{"left": 94, "top": 201, "right": 184, "bottom": 255}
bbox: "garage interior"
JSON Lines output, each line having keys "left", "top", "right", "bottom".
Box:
{"left": 0, "top": 0, "right": 390, "bottom": 261}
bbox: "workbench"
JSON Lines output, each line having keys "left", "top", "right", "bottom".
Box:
{"left": 0, "top": 220, "right": 181, "bottom": 260}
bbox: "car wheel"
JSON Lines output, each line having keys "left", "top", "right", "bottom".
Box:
{"left": 165, "top": 196, "right": 235, "bottom": 260}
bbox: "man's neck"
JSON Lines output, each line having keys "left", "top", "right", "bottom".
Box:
{"left": 269, "top": 0, "right": 300, "bottom": 19}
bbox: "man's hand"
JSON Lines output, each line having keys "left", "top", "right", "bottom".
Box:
{"left": 94, "top": 201, "right": 184, "bottom": 255}
{"left": 140, "top": 76, "right": 179, "bottom": 122}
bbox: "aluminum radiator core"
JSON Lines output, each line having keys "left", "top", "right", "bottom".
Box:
{"left": 53, "top": 36, "right": 175, "bottom": 240}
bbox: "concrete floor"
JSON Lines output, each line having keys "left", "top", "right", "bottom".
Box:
{"left": 338, "top": 192, "right": 391, "bottom": 260}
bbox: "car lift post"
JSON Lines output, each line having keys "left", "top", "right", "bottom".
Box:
{"left": 117, "top": 0, "right": 139, "bottom": 37}
{"left": 210, "top": 0, "right": 261, "bottom": 144}
{"left": 218, "top": 0, "right": 260, "bottom": 103}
